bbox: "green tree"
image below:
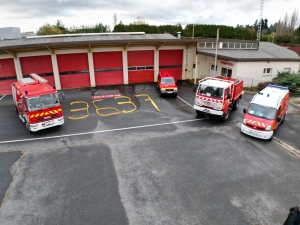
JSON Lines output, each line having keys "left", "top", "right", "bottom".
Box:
{"left": 55, "top": 19, "right": 67, "bottom": 33}
{"left": 272, "top": 70, "right": 300, "bottom": 92}
{"left": 37, "top": 23, "right": 63, "bottom": 35}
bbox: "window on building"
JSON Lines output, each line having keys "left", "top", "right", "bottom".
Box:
{"left": 221, "top": 67, "right": 232, "bottom": 78}
{"left": 263, "top": 68, "right": 272, "bottom": 74}
{"left": 284, "top": 68, "right": 291, "bottom": 72}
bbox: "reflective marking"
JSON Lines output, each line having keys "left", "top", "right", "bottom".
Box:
{"left": 273, "top": 137, "right": 300, "bottom": 158}
{"left": 0, "top": 95, "right": 5, "bottom": 101}
{"left": 0, "top": 118, "right": 208, "bottom": 144}
{"left": 40, "top": 112, "right": 44, "bottom": 116}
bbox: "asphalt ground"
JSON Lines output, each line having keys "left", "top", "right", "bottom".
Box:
{"left": 0, "top": 81, "right": 300, "bottom": 225}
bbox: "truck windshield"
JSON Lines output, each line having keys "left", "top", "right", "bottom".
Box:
{"left": 27, "top": 93, "right": 60, "bottom": 111}
{"left": 198, "top": 85, "right": 224, "bottom": 99}
{"left": 247, "top": 103, "right": 277, "bottom": 120}
{"left": 161, "top": 78, "right": 175, "bottom": 84}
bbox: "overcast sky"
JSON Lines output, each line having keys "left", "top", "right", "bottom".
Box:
{"left": 0, "top": 0, "right": 299, "bottom": 33}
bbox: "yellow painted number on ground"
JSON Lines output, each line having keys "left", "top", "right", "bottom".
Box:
{"left": 92, "top": 99, "right": 119, "bottom": 116}
{"left": 115, "top": 96, "right": 137, "bottom": 114}
{"left": 135, "top": 94, "right": 161, "bottom": 112}
{"left": 69, "top": 101, "right": 89, "bottom": 120}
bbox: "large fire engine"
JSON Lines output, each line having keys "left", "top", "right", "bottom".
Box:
{"left": 193, "top": 76, "right": 244, "bottom": 121}
{"left": 12, "top": 73, "right": 64, "bottom": 132}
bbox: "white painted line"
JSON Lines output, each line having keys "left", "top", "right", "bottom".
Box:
{"left": 177, "top": 96, "right": 193, "bottom": 108}
{"left": 0, "top": 95, "right": 6, "bottom": 101}
{"left": 177, "top": 95, "right": 210, "bottom": 119}
{"left": 273, "top": 137, "right": 300, "bottom": 158}
{"left": 0, "top": 118, "right": 208, "bottom": 144}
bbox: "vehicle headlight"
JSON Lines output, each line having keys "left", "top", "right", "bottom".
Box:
{"left": 242, "top": 119, "right": 247, "bottom": 125}
{"left": 265, "top": 125, "right": 272, "bottom": 131}
{"left": 161, "top": 88, "right": 165, "bottom": 91}
{"left": 173, "top": 88, "right": 178, "bottom": 91}
{"left": 214, "top": 103, "right": 223, "bottom": 110}
{"left": 195, "top": 99, "right": 203, "bottom": 105}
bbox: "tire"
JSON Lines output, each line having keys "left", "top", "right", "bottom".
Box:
{"left": 174, "top": 93, "right": 177, "bottom": 97}
{"left": 281, "top": 113, "right": 286, "bottom": 123}
{"left": 232, "top": 98, "right": 240, "bottom": 111}
{"left": 196, "top": 110, "right": 202, "bottom": 116}
{"left": 220, "top": 110, "right": 230, "bottom": 121}
{"left": 159, "top": 89, "right": 163, "bottom": 97}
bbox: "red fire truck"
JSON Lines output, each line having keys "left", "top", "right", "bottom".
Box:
{"left": 12, "top": 73, "right": 64, "bottom": 132}
{"left": 193, "top": 76, "right": 244, "bottom": 121}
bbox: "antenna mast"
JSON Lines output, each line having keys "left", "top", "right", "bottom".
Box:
{"left": 256, "top": 0, "right": 264, "bottom": 42}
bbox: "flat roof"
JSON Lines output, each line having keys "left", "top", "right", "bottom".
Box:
{"left": 197, "top": 42, "right": 300, "bottom": 62}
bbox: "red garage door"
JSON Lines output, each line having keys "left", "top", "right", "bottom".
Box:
{"left": 0, "top": 58, "right": 17, "bottom": 94}
{"left": 20, "top": 55, "right": 55, "bottom": 87}
{"left": 57, "top": 53, "right": 90, "bottom": 89}
{"left": 128, "top": 50, "right": 154, "bottom": 84}
{"left": 93, "top": 52, "right": 123, "bottom": 86}
{"left": 159, "top": 50, "right": 183, "bottom": 81}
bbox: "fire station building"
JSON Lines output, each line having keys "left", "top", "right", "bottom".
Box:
{"left": 0, "top": 32, "right": 299, "bottom": 95}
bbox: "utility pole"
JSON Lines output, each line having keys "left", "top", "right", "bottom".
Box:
{"left": 213, "top": 28, "right": 220, "bottom": 77}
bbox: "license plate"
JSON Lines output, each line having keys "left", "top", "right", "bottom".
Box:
{"left": 248, "top": 130, "right": 260, "bottom": 137}
{"left": 167, "top": 92, "right": 173, "bottom": 94}
{"left": 42, "top": 120, "right": 54, "bottom": 127}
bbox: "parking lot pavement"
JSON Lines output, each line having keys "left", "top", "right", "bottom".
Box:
{"left": 0, "top": 81, "right": 300, "bottom": 225}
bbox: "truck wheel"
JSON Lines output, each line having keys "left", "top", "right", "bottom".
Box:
{"left": 196, "top": 110, "right": 202, "bottom": 116}
{"left": 220, "top": 110, "right": 230, "bottom": 121}
{"left": 159, "top": 89, "right": 163, "bottom": 97}
{"left": 232, "top": 98, "right": 240, "bottom": 110}
{"left": 15, "top": 106, "right": 18, "bottom": 114}
{"left": 282, "top": 114, "right": 286, "bottom": 123}
{"left": 174, "top": 93, "right": 177, "bottom": 97}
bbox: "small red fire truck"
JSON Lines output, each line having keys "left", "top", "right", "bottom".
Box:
{"left": 12, "top": 73, "right": 64, "bottom": 132}
{"left": 193, "top": 76, "right": 244, "bottom": 121}
{"left": 157, "top": 71, "right": 178, "bottom": 97}
{"left": 241, "top": 84, "right": 289, "bottom": 140}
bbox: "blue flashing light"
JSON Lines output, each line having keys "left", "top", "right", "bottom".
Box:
{"left": 267, "top": 94, "right": 269, "bottom": 97}
{"left": 267, "top": 84, "right": 288, "bottom": 90}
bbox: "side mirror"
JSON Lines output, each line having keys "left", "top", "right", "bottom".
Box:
{"left": 276, "top": 117, "right": 281, "bottom": 122}
{"left": 227, "top": 93, "right": 231, "bottom": 99}
{"left": 243, "top": 108, "right": 246, "bottom": 113}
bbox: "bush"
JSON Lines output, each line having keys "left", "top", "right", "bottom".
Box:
{"left": 257, "top": 81, "right": 272, "bottom": 91}
{"left": 272, "top": 71, "right": 300, "bottom": 93}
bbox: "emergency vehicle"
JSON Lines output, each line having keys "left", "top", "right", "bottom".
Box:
{"left": 12, "top": 73, "right": 64, "bottom": 132}
{"left": 241, "top": 84, "right": 289, "bottom": 140}
{"left": 157, "top": 71, "right": 178, "bottom": 97}
{"left": 194, "top": 76, "right": 244, "bottom": 121}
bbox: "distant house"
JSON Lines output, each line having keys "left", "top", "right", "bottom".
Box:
{"left": 0, "top": 27, "right": 21, "bottom": 40}
{"left": 195, "top": 41, "right": 300, "bottom": 86}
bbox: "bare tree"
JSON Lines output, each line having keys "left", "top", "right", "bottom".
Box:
{"left": 276, "top": 9, "right": 299, "bottom": 36}
{"left": 113, "top": 13, "right": 117, "bottom": 27}
{"left": 133, "top": 16, "right": 146, "bottom": 25}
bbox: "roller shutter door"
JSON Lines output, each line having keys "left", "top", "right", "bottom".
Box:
{"left": 0, "top": 58, "right": 17, "bottom": 94}
{"left": 20, "top": 55, "right": 55, "bottom": 87}
{"left": 159, "top": 50, "right": 183, "bottom": 81}
{"left": 57, "top": 53, "right": 90, "bottom": 89}
{"left": 93, "top": 52, "right": 123, "bottom": 86}
{"left": 128, "top": 50, "right": 154, "bottom": 84}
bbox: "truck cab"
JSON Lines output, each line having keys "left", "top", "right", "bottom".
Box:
{"left": 241, "top": 84, "right": 289, "bottom": 140}
{"left": 157, "top": 71, "right": 178, "bottom": 97}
